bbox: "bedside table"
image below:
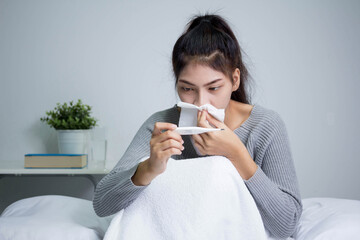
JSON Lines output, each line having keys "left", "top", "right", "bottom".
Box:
{"left": 0, "top": 160, "right": 111, "bottom": 189}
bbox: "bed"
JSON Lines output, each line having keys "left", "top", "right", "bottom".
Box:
{"left": 0, "top": 195, "right": 359, "bottom": 240}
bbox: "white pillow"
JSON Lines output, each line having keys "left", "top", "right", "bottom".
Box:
{"left": 294, "top": 198, "right": 360, "bottom": 240}
{"left": 0, "top": 195, "right": 112, "bottom": 240}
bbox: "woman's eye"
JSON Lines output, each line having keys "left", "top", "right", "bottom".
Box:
{"left": 209, "top": 87, "right": 220, "bottom": 91}
{"left": 182, "top": 87, "right": 193, "bottom": 92}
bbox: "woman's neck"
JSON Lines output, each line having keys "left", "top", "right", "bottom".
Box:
{"left": 224, "top": 100, "right": 252, "bottom": 131}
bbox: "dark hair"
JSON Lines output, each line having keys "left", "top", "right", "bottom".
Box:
{"left": 172, "top": 14, "right": 252, "bottom": 104}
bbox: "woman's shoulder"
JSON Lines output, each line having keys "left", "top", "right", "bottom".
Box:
{"left": 144, "top": 104, "right": 180, "bottom": 125}
{"left": 245, "top": 104, "right": 288, "bottom": 135}
{"left": 255, "top": 104, "right": 285, "bottom": 123}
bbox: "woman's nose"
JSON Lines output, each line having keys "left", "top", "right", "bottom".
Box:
{"left": 194, "top": 91, "right": 208, "bottom": 107}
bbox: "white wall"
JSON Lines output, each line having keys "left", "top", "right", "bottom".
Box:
{"left": 1, "top": 0, "right": 359, "bottom": 211}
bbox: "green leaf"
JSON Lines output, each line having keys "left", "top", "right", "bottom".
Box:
{"left": 40, "top": 99, "right": 98, "bottom": 130}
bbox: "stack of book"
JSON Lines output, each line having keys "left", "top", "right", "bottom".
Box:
{"left": 24, "top": 154, "right": 87, "bottom": 169}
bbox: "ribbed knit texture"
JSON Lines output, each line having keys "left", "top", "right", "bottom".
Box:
{"left": 93, "top": 104, "right": 302, "bottom": 239}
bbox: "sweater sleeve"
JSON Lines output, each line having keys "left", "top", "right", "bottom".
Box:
{"left": 244, "top": 112, "right": 302, "bottom": 239}
{"left": 92, "top": 115, "right": 154, "bottom": 217}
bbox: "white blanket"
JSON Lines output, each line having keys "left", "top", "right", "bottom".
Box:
{"left": 104, "top": 156, "right": 267, "bottom": 240}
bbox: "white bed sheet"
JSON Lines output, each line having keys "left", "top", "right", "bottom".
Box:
{"left": 0, "top": 195, "right": 111, "bottom": 240}
{"left": 294, "top": 198, "right": 360, "bottom": 239}
{"left": 1, "top": 196, "right": 360, "bottom": 240}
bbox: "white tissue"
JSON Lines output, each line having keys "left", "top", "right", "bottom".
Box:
{"left": 177, "top": 101, "right": 225, "bottom": 127}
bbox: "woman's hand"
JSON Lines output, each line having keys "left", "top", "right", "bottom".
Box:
{"left": 192, "top": 110, "right": 258, "bottom": 180}
{"left": 147, "top": 122, "right": 184, "bottom": 175}
{"left": 132, "top": 122, "right": 184, "bottom": 186}
{"left": 192, "top": 110, "right": 243, "bottom": 162}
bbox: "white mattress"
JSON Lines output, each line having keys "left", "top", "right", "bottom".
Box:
{"left": 1, "top": 195, "right": 359, "bottom": 240}
{"left": 294, "top": 197, "right": 360, "bottom": 239}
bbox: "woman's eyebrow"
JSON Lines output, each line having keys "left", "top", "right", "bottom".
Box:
{"left": 178, "top": 79, "right": 223, "bottom": 86}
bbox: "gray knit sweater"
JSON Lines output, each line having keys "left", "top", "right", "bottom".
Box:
{"left": 93, "top": 104, "right": 302, "bottom": 239}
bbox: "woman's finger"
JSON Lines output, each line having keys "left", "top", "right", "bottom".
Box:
{"left": 154, "top": 128, "right": 183, "bottom": 145}
{"left": 205, "top": 111, "right": 223, "bottom": 128}
{"left": 163, "top": 147, "right": 182, "bottom": 157}
{"left": 158, "top": 138, "right": 184, "bottom": 152}
{"left": 192, "top": 134, "right": 205, "bottom": 148}
{"left": 152, "top": 122, "right": 177, "bottom": 136}
{"left": 197, "top": 110, "right": 212, "bottom": 128}
{"left": 193, "top": 139, "right": 205, "bottom": 155}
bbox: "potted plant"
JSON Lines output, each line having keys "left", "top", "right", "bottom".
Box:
{"left": 40, "top": 99, "right": 98, "bottom": 154}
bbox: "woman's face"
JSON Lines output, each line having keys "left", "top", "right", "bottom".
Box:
{"left": 176, "top": 63, "right": 240, "bottom": 109}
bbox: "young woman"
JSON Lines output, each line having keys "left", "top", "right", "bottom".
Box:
{"left": 93, "top": 14, "right": 302, "bottom": 239}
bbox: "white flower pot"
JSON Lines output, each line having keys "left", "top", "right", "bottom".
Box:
{"left": 57, "top": 130, "right": 90, "bottom": 154}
